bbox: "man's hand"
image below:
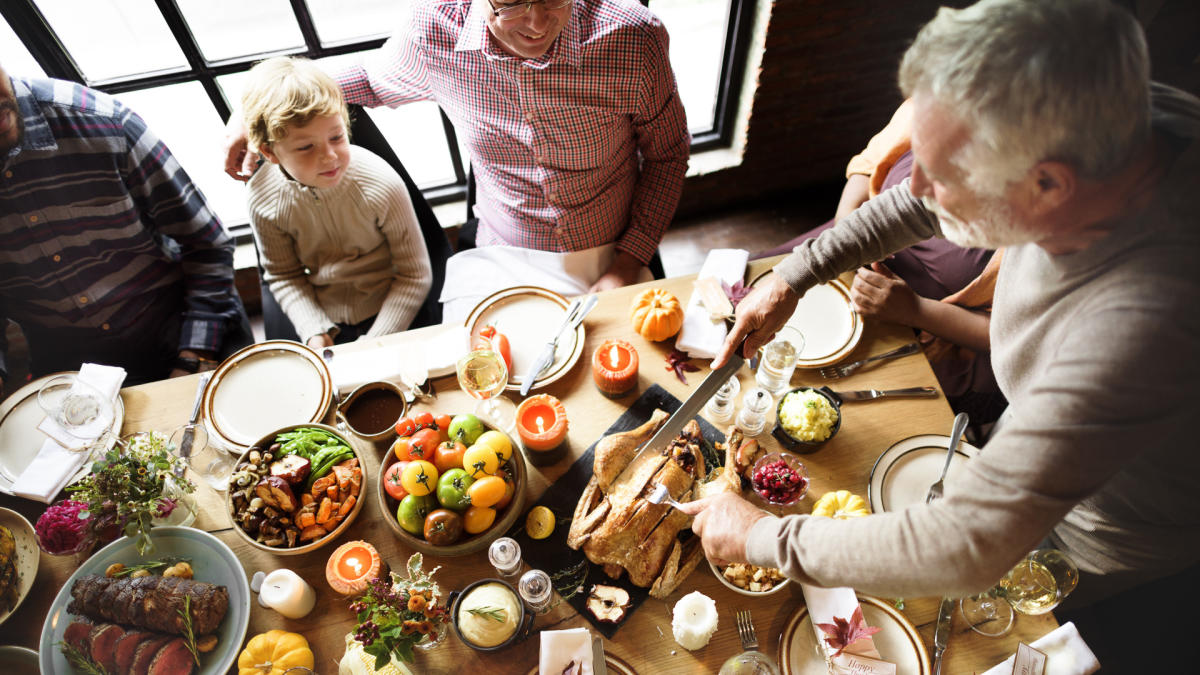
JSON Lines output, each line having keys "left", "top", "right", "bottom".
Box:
{"left": 307, "top": 334, "right": 335, "bottom": 350}
{"left": 850, "top": 262, "right": 923, "bottom": 327}
{"left": 168, "top": 348, "right": 217, "bottom": 379}
{"left": 221, "top": 111, "right": 258, "bottom": 181}
{"left": 588, "top": 251, "right": 644, "bottom": 293}
{"left": 675, "top": 491, "right": 769, "bottom": 566}
{"left": 712, "top": 273, "right": 799, "bottom": 368}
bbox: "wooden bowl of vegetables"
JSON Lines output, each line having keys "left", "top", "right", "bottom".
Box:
{"left": 226, "top": 423, "right": 365, "bottom": 555}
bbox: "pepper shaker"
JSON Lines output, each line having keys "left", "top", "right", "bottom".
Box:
{"left": 705, "top": 376, "right": 741, "bottom": 424}
{"left": 488, "top": 537, "right": 522, "bottom": 578}
{"left": 518, "top": 569, "right": 554, "bottom": 615}
{"left": 736, "top": 387, "right": 772, "bottom": 436}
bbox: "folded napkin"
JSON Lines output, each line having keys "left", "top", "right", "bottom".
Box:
{"left": 675, "top": 249, "right": 748, "bottom": 359}
{"left": 331, "top": 324, "right": 469, "bottom": 393}
{"left": 16, "top": 363, "right": 126, "bottom": 503}
{"left": 800, "top": 583, "right": 882, "bottom": 660}
{"left": 981, "top": 622, "right": 1100, "bottom": 675}
{"left": 539, "top": 628, "right": 594, "bottom": 675}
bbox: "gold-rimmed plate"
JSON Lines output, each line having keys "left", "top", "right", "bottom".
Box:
{"left": 525, "top": 651, "right": 635, "bottom": 675}
{"left": 202, "top": 340, "right": 332, "bottom": 450}
{"left": 868, "top": 434, "right": 981, "bottom": 514}
{"left": 749, "top": 273, "right": 863, "bottom": 368}
{"left": 0, "top": 372, "right": 125, "bottom": 495}
{"left": 464, "top": 286, "right": 586, "bottom": 393}
{"left": 779, "top": 594, "right": 930, "bottom": 674}
{"left": 0, "top": 507, "right": 39, "bottom": 627}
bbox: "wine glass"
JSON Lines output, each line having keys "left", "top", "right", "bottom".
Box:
{"left": 456, "top": 348, "right": 516, "bottom": 432}
{"left": 37, "top": 374, "right": 115, "bottom": 447}
{"left": 960, "top": 548, "right": 1079, "bottom": 636}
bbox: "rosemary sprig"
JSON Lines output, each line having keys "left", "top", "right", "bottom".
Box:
{"left": 466, "top": 605, "right": 508, "bottom": 622}
{"left": 59, "top": 640, "right": 109, "bottom": 675}
{"left": 550, "top": 559, "right": 590, "bottom": 601}
{"left": 177, "top": 595, "right": 201, "bottom": 666}
{"left": 112, "top": 556, "right": 191, "bottom": 578}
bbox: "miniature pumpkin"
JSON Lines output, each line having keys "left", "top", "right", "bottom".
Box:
{"left": 238, "top": 630, "right": 314, "bottom": 675}
{"left": 630, "top": 288, "right": 683, "bottom": 341}
{"left": 811, "top": 490, "right": 871, "bottom": 519}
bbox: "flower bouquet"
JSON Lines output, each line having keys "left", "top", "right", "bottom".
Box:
{"left": 348, "top": 553, "right": 450, "bottom": 669}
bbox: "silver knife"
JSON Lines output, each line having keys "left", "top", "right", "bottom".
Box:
{"left": 175, "top": 371, "right": 211, "bottom": 477}
{"left": 592, "top": 635, "right": 607, "bottom": 675}
{"left": 931, "top": 595, "right": 955, "bottom": 675}
{"left": 831, "top": 386, "right": 938, "bottom": 402}
{"left": 518, "top": 294, "right": 598, "bottom": 396}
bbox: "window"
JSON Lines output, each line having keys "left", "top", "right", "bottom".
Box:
{"left": 1, "top": 0, "right": 754, "bottom": 237}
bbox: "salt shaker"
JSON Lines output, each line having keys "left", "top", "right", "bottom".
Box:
{"left": 736, "top": 387, "right": 772, "bottom": 436}
{"left": 705, "top": 376, "right": 741, "bottom": 424}
{"left": 518, "top": 569, "right": 554, "bottom": 615}
{"left": 488, "top": 537, "right": 522, "bottom": 578}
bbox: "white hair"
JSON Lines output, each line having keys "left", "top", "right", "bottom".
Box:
{"left": 900, "top": 0, "right": 1150, "bottom": 189}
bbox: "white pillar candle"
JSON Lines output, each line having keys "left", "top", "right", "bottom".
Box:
{"left": 259, "top": 569, "right": 317, "bottom": 619}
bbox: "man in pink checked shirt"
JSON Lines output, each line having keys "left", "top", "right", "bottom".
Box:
{"left": 224, "top": 0, "right": 690, "bottom": 294}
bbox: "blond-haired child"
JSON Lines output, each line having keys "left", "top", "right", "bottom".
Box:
{"left": 243, "top": 56, "right": 431, "bottom": 348}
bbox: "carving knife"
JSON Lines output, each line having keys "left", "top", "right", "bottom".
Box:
{"left": 518, "top": 294, "right": 598, "bottom": 396}
{"left": 931, "top": 595, "right": 955, "bottom": 675}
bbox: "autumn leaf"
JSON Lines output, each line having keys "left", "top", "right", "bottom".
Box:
{"left": 664, "top": 349, "right": 701, "bottom": 384}
{"left": 815, "top": 606, "right": 882, "bottom": 658}
{"left": 721, "top": 280, "right": 753, "bottom": 308}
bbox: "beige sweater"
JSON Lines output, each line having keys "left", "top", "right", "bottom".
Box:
{"left": 748, "top": 85, "right": 1200, "bottom": 600}
{"left": 247, "top": 145, "right": 432, "bottom": 341}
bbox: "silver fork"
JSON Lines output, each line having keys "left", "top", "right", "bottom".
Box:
{"left": 645, "top": 483, "right": 686, "bottom": 510}
{"left": 818, "top": 342, "right": 921, "bottom": 379}
{"left": 926, "top": 412, "right": 969, "bottom": 503}
{"left": 736, "top": 610, "right": 758, "bottom": 651}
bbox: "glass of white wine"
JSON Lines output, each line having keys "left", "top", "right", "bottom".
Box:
{"left": 960, "top": 548, "right": 1079, "bottom": 636}
{"left": 456, "top": 348, "right": 517, "bottom": 432}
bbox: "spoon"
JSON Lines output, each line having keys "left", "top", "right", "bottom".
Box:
{"left": 646, "top": 483, "right": 687, "bottom": 510}
{"left": 926, "top": 412, "right": 969, "bottom": 503}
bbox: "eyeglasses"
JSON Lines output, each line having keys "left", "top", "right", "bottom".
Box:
{"left": 486, "top": 0, "right": 573, "bottom": 20}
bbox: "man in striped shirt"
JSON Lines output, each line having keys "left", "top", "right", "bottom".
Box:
{"left": 226, "top": 0, "right": 689, "bottom": 292}
{"left": 0, "top": 62, "right": 252, "bottom": 388}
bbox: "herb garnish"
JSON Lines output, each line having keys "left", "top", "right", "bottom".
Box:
{"left": 112, "top": 556, "right": 191, "bottom": 578}
{"left": 58, "top": 640, "right": 109, "bottom": 675}
{"left": 178, "top": 595, "right": 201, "bottom": 666}
{"left": 466, "top": 605, "right": 508, "bottom": 622}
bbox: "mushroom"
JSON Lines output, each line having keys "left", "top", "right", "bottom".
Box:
{"left": 586, "top": 584, "right": 631, "bottom": 624}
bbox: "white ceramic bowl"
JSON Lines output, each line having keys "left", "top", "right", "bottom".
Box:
{"left": 708, "top": 559, "right": 791, "bottom": 597}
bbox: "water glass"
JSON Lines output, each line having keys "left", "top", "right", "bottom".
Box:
{"left": 488, "top": 537, "right": 523, "bottom": 578}
{"left": 755, "top": 326, "right": 804, "bottom": 396}
{"left": 169, "top": 423, "right": 233, "bottom": 491}
{"left": 37, "top": 374, "right": 115, "bottom": 444}
{"left": 718, "top": 651, "right": 781, "bottom": 675}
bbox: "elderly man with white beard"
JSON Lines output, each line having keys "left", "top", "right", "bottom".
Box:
{"left": 679, "top": 0, "right": 1200, "bottom": 661}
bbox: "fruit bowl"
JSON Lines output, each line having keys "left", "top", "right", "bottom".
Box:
{"left": 376, "top": 415, "right": 527, "bottom": 557}
{"left": 225, "top": 423, "right": 365, "bottom": 555}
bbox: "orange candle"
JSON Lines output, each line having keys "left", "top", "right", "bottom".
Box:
{"left": 516, "top": 395, "right": 569, "bottom": 466}
{"left": 326, "top": 541, "right": 383, "bottom": 595}
{"left": 592, "top": 339, "right": 639, "bottom": 398}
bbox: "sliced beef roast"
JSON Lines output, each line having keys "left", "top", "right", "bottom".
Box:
{"left": 147, "top": 637, "right": 196, "bottom": 675}
{"left": 87, "top": 623, "right": 124, "bottom": 673}
{"left": 63, "top": 620, "right": 93, "bottom": 653}
{"left": 130, "top": 636, "right": 174, "bottom": 675}
{"left": 114, "top": 630, "right": 156, "bottom": 674}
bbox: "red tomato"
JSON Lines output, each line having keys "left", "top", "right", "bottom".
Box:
{"left": 394, "top": 417, "right": 416, "bottom": 437}
{"left": 405, "top": 427, "right": 441, "bottom": 462}
{"left": 413, "top": 411, "right": 435, "bottom": 430}
{"left": 474, "top": 325, "right": 512, "bottom": 374}
{"left": 434, "top": 414, "right": 453, "bottom": 431}
{"left": 433, "top": 440, "right": 468, "bottom": 475}
{"left": 383, "top": 461, "right": 410, "bottom": 500}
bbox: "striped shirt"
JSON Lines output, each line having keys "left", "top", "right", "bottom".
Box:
{"left": 335, "top": 0, "right": 690, "bottom": 264}
{"left": 0, "top": 76, "right": 240, "bottom": 374}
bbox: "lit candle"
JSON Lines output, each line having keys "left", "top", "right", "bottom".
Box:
{"left": 591, "top": 339, "right": 639, "bottom": 398}
{"left": 325, "top": 541, "right": 384, "bottom": 596}
{"left": 516, "top": 394, "right": 569, "bottom": 466}
{"left": 259, "top": 569, "right": 316, "bottom": 619}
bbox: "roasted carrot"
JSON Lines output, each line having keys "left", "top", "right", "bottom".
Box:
{"left": 315, "top": 497, "right": 333, "bottom": 525}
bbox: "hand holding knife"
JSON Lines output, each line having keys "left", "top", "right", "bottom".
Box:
{"left": 518, "top": 294, "right": 598, "bottom": 395}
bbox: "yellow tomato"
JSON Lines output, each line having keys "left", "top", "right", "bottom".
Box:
{"left": 463, "top": 505, "right": 496, "bottom": 534}
{"left": 462, "top": 444, "right": 500, "bottom": 479}
{"left": 467, "top": 475, "right": 506, "bottom": 509}
{"left": 400, "top": 460, "right": 439, "bottom": 496}
{"left": 525, "top": 506, "right": 555, "bottom": 540}
{"left": 474, "top": 430, "right": 513, "bottom": 465}
{"left": 811, "top": 490, "right": 871, "bottom": 519}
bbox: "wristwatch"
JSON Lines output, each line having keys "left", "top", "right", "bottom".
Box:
{"left": 173, "top": 355, "right": 219, "bottom": 373}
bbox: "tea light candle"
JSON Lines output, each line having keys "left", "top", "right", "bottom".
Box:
{"left": 516, "top": 394, "right": 569, "bottom": 466}
{"left": 259, "top": 569, "right": 316, "bottom": 619}
{"left": 592, "top": 339, "right": 639, "bottom": 398}
{"left": 326, "top": 541, "right": 384, "bottom": 596}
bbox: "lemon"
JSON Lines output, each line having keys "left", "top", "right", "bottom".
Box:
{"left": 525, "top": 506, "right": 556, "bottom": 540}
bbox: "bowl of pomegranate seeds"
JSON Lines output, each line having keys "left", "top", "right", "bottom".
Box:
{"left": 751, "top": 452, "right": 810, "bottom": 505}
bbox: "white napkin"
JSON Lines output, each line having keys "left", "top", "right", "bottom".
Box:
{"left": 981, "top": 622, "right": 1100, "bottom": 675}
{"left": 16, "top": 363, "right": 126, "bottom": 503}
{"left": 539, "top": 628, "right": 594, "bottom": 675}
{"left": 675, "top": 249, "right": 748, "bottom": 359}
{"left": 800, "top": 583, "right": 882, "bottom": 660}
{"left": 331, "top": 324, "right": 469, "bottom": 393}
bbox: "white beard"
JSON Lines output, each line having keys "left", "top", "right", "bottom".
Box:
{"left": 921, "top": 196, "right": 1040, "bottom": 249}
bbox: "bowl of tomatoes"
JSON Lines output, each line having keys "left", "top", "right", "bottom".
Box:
{"left": 377, "top": 411, "right": 527, "bottom": 556}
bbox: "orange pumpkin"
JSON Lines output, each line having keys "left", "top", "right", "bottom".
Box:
{"left": 630, "top": 288, "right": 684, "bottom": 341}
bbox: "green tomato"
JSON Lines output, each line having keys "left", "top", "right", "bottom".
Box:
{"left": 436, "top": 468, "right": 475, "bottom": 512}
{"left": 396, "top": 494, "right": 437, "bottom": 535}
{"left": 448, "top": 413, "right": 486, "bottom": 446}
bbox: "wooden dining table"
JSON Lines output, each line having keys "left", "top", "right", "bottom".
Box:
{"left": 0, "top": 256, "right": 1056, "bottom": 674}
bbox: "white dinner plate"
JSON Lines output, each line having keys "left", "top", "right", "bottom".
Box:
{"left": 464, "top": 286, "right": 586, "bottom": 393}
{"left": 39, "top": 526, "right": 251, "bottom": 675}
{"left": 0, "top": 372, "right": 125, "bottom": 495}
{"left": 202, "top": 340, "right": 333, "bottom": 450}
{"left": 0, "top": 507, "right": 39, "bottom": 627}
{"left": 868, "top": 434, "right": 981, "bottom": 513}
{"left": 750, "top": 273, "right": 863, "bottom": 368}
{"left": 779, "top": 595, "right": 930, "bottom": 674}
